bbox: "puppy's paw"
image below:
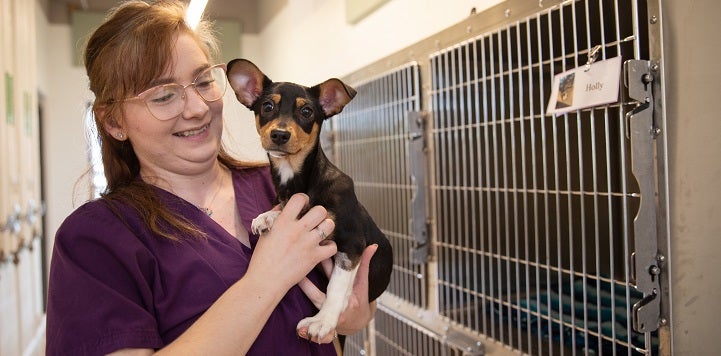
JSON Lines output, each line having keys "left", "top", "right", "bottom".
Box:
{"left": 251, "top": 210, "right": 281, "bottom": 235}
{"left": 297, "top": 313, "right": 338, "bottom": 341}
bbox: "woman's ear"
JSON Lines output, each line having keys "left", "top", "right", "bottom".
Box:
{"left": 97, "top": 105, "right": 126, "bottom": 141}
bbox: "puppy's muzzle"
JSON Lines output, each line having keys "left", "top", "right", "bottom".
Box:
{"left": 270, "top": 129, "right": 291, "bottom": 145}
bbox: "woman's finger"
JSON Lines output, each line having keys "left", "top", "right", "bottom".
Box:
{"left": 298, "top": 278, "right": 326, "bottom": 309}
{"left": 314, "top": 219, "right": 335, "bottom": 244}
{"left": 299, "top": 205, "right": 328, "bottom": 229}
{"left": 353, "top": 244, "right": 378, "bottom": 292}
{"left": 319, "top": 257, "right": 333, "bottom": 276}
{"left": 280, "top": 193, "right": 309, "bottom": 219}
{"left": 296, "top": 326, "right": 337, "bottom": 344}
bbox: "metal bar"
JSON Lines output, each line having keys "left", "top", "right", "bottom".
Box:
{"left": 515, "top": 18, "right": 532, "bottom": 353}
{"left": 410, "top": 65, "right": 427, "bottom": 307}
{"left": 497, "top": 27, "right": 512, "bottom": 348}
{"left": 429, "top": 54, "right": 442, "bottom": 316}
{"left": 479, "top": 36, "right": 491, "bottom": 339}
{"left": 606, "top": 2, "right": 627, "bottom": 353}
{"left": 435, "top": 52, "right": 445, "bottom": 312}
{"left": 410, "top": 111, "right": 428, "bottom": 264}
{"left": 470, "top": 38, "right": 482, "bottom": 337}
{"left": 537, "top": 10, "right": 554, "bottom": 356}
{"left": 504, "top": 24, "right": 519, "bottom": 350}
{"left": 549, "top": 8, "right": 565, "bottom": 354}
{"left": 461, "top": 43, "right": 473, "bottom": 332}
{"left": 449, "top": 45, "right": 461, "bottom": 331}
{"left": 527, "top": 13, "right": 543, "bottom": 355}
{"left": 489, "top": 32, "right": 502, "bottom": 343}
{"left": 569, "top": 2, "right": 591, "bottom": 353}
{"left": 441, "top": 49, "right": 452, "bottom": 320}
{"left": 592, "top": 0, "right": 606, "bottom": 352}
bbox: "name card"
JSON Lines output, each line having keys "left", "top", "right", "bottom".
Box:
{"left": 546, "top": 56, "right": 622, "bottom": 116}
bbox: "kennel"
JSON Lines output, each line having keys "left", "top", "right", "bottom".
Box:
{"left": 327, "top": 0, "right": 668, "bottom": 354}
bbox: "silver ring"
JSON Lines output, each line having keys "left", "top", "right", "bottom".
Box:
{"left": 316, "top": 227, "right": 326, "bottom": 240}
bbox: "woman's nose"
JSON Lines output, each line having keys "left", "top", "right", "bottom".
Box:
{"left": 181, "top": 86, "right": 209, "bottom": 119}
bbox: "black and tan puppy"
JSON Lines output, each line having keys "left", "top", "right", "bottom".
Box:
{"left": 226, "top": 59, "right": 393, "bottom": 341}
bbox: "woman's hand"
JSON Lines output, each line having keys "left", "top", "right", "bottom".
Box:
{"left": 248, "top": 193, "right": 337, "bottom": 291}
{"left": 297, "top": 244, "right": 379, "bottom": 342}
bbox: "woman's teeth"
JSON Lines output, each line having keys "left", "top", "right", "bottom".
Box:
{"left": 174, "top": 124, "right": 209, "bottom": 137}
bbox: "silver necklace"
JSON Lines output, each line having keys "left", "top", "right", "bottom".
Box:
{"left": 197, "top": 171, "right": 225, "bottom": 217}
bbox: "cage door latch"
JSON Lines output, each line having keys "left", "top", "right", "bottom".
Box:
{"left": 624, "top": 59, "right": 662, "bottom": 333}
{"left": 409, "top": 111, "right": 429, "bottom": 264}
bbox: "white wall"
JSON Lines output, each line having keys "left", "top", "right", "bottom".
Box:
{"left": 253, "top": 0, "right": 501, "bottom": 83}
{"left": 40, "top": 24, "right": 94, "bottom": 253}
{"left": 662, "top": 0, "right": 721, "bottom": 353}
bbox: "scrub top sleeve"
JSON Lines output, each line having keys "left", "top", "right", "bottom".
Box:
{"left": 46, "top": 202, "right": 164, "bottom": 356}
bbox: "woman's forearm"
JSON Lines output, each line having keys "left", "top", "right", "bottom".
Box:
{"left": 157, "top": 270, "right": 288, "bottom": 355}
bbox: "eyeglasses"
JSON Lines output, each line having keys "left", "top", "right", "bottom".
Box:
{"left": 124, "top": 64, "right": 228, "bottom": 121}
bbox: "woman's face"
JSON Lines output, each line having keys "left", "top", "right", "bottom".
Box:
{"left": 118, "top": 32, "right": 224, "bottom": 178}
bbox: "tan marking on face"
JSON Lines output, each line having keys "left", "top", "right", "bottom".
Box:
{"left": 256, "top": 118, "right": 318, "bottom": 152}
{"left": 255, "top": 94, "right": 282, "bottom": 149}
{"left": 282, "top": 121, "right": 319, "bottom": 171}
{"left": 296, "top": 97, "right": 310, "bottom": 108}
{"left": 269, "top": 94, "right": 281, "bottom": 105}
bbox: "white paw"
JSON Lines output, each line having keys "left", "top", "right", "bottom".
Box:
{"left": 297, "top": 313, "right": 338, "bottom": 341}
{"left": 251, "top": 210, "right": 280, "bottom": 235}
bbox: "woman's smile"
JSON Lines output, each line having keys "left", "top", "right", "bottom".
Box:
{"left": 173, "top": 122, "right": 211, "bottom": 137}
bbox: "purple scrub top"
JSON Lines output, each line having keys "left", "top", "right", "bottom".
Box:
{"left": 46, "top": 166, "right": 335, "bottom": 355}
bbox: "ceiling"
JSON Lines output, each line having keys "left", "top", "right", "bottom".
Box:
{"left": 42, "top": 0, "right": 268, "bottom": 33}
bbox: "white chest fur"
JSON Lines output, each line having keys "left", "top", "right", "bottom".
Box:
{"left": 274, "top": 158, "right": 295, "bottom": 185}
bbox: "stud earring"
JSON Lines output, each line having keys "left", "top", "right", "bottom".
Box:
{"left": 116, "top": 132, "right": 124, "bottom": 139}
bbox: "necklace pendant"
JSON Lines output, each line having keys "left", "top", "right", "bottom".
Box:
{"left": 200, "top": 207, "right": 213, "bottom": 216}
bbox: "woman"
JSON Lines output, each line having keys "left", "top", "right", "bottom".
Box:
{"left": 46, "top": 1, "right": 376, "bottom": 355}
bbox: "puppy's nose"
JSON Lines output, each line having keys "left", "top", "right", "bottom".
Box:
{"left": 270, "top": 129, "right": 291, "bottom": 145}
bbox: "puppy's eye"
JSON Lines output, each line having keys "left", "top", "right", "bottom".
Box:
{"left": 300, "top": 106, "right": 314, "bottom": 119}
{"left": 262, "top": 101, "right": 275, "bottom": 113}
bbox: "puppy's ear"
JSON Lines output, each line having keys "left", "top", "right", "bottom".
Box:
{"left": 316, "top": 79, "right": 357, "bottom": 117}
{"left": 226, "top": 59, "right": 270, "bottom": 108}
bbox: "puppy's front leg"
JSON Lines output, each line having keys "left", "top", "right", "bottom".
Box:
{"left": 297, "top": 252, "right": 358, "bottom": 340}
{"left": 251, "top": 210, "right": 281, "bottom": 235}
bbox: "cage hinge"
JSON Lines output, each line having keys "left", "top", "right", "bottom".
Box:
{"left": 624, "top": 59, "right": 662, "bottom": 333}
{"left": 409, "top": 111, "right": 429, "bottom": 264}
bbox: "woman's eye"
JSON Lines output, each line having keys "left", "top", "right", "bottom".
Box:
{"left": 148, "top": 87, "right": 178, "bottom": 104}
{"left": 300, "top": 107, "right": 313, "bottom": 119}
{"left": 262, "top": 101, "right": 275, "bottom": 112}
{"left": 195, "top": 78, "right": 214, "bottom": 89}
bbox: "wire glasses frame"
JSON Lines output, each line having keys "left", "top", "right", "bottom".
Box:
{"left": 124, "top": 64, "right": 228, "bottom": 121}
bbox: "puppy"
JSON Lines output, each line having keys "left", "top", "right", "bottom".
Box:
{"left": 226, "top": 59, "right": 393, "bottom": 341}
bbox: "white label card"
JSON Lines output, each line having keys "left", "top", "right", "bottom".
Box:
{"left": 546, "top": 56, "right": 622, "bottom": 116}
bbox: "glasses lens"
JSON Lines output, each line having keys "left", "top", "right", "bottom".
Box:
{"left": 142, "top": 84, "right": 185, "bottom": 121}
{"left": 194, "top": 66, "right": 227, "bottom": 102}
{"left": 138, "top": 65, "right": 227, "bottom": 121}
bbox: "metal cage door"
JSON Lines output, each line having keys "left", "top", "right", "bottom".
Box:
{"left": 329, "top": 0, "right": 667, "bottom": 355}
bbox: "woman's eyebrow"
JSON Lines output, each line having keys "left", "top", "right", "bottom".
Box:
{"left": 192, "top": 64, "right": 211, "bottom": 79}
{"left": 147, "top": 77, "right": 175, "bottom": 87}
{"left": 146, "top": 64, "right": 212, "bottom": 87}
